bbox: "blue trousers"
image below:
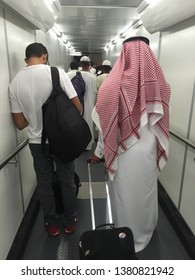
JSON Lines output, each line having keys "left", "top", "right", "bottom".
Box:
{"left": 29, "top": 144, "right": 77, "bottom": 225}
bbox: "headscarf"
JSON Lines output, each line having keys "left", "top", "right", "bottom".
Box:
{"left": 95, "top": 36, "right": 171, "bottom": 178}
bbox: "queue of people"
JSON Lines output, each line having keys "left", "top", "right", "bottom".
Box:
{"left": 9, "top": 36, "right": 170, "bottom": 254}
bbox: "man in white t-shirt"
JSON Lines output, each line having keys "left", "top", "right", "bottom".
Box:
{"left": 9, "top": 43, "right": 82, "bottom": 237}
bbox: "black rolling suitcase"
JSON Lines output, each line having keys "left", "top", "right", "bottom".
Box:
{"left": 79, "top": 159, "right": 136, "bottom": 260}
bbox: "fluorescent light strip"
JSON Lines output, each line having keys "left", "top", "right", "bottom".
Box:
{"left": 136, "top": 0, "right": 150, "bottom": 14}
{"left": 51, "top": 25, "right": 61, "bottom": 37}
{"left": 70, "top": 52, "right": 82, "bottom": 56}
{"left": 104, "top": 19, "right": 143, "bottom": 51}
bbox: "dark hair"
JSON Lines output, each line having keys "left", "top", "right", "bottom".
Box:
{"left": 123, "top": 36, "right": 149, "bottom": 45}
{"left": 70, "top": 61, "right": 79, "bottom": 70}
{"left": 102, "top": 65, "right": 111, "bottom": 73}
{"left": 25, "top": 42, "right": 48, "bottom": 59}
{"left": 80, "top": 61, "right": 90, "bottom": 67}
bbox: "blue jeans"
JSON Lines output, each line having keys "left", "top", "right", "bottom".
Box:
{"left": 29, "top": 144, "right": 77, "bottom": 225}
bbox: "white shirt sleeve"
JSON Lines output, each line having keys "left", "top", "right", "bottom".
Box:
{"left": 91, "top": 107, "right": 102, "bottom": 132}
{"left": 91, "top": 107, "right": 104, "bottom": 158}
{"left": 94, "top": 132, "right": 104, "bottom": 158}
{"left": 9, "top": 86, "right": 22, "bottom": 113}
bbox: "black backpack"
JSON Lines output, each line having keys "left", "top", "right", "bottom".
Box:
{"left": 41, "top": 66, "right": 92, "bottom": 161}
{"left": 71, "top": 71, "right": 85, "bottom": 105}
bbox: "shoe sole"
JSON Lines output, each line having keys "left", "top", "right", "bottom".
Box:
{"left": 48, "top": 231, "right": 59, "bottom": 237}
{"left": 65, "top": 230, "right": 74, "bottom": 234}
{"left": 44, "top": 225, "right": 59, "bottom": 237}
{"left": 64, "top": 220, "right": 78, "bottom": 234}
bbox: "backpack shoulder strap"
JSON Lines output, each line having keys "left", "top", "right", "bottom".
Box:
{"left": 41, "top": 67, "right": 60, "bottom": 154}
{"left": 50, "top": 66, "right": 62, "bottom": 94}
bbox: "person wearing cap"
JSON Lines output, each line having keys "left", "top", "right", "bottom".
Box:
{"left": 96, "top": 60, "right": 112, "bottom": 91}
{"left": 79, "top": 56, "right": 97, "bottom": 150}
{"left": 80, "top": 56, "right": 90, "bottom": 71}
{"left": 91, "top": 36, "right": 171, "bottom": 253}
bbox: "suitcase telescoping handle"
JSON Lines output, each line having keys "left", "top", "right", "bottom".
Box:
{"left": 87, "top": 158, "right": 113, "bottom": 230}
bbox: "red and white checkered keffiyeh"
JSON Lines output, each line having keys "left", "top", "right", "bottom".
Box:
{"left": 95, "top": 39, "right": 170, "bottom": 177}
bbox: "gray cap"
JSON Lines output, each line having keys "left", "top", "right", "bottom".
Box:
{"left": 80, "top": 56, "right": 90, "bottom": 62}
{"left": 102, "top": 60, "right": 111, "bottom": 66}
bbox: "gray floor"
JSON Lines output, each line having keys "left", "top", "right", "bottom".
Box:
{"left": 22, "top": 149, "right": 191, "bottom": 260}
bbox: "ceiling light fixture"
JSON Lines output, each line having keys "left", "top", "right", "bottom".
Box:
{"left": 136, "top": 0, "right": 150, "bottom": 14}
{"left": 61, "top": 34, "right": 67, "bottom": 44}
{"left": 119, "top": 33, "right": 127, "bottom": 39}
{"left": 70, "top": 52, "right": 82, "bottom": 56}
{"left": 51, "top": 24, "right": 61, "bottom": 37}
{"left": 104, "top": 18, "right": 143, "bottom": 51}
{"left": 132, "top": 19, "right": 143, "bottom": 29}
{"left": 67, "top": 42, "right": 71, "bottom": 48}
{"left": 1, "top": 0, "right": 61, "bottom": 32}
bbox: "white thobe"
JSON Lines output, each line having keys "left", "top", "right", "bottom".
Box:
{"left": 92, "top": 108, "right": 158, "bottom": 253}
{"left": 81, "top": 71, "right": 97, "bottom": 149}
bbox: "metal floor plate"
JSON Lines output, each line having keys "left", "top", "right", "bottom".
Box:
{"left": 22, "top": 146, "right": 191, "bottom": 260}
{"left": 22, "top": 198, "right": 190, "bottom": 260}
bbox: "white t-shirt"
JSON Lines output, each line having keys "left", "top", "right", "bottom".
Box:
{"left": 9, "top": 64, "right": 77, "bottom": 143}
{"left": 67, "top": 69, "right": 78, "bottom": 80}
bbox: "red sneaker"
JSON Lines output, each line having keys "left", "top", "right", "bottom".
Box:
{"left": 64, "top": 218, "right": 78, "bottom": 234}
{"left": 44, "top": 222, "right": 59, "bottom": 237}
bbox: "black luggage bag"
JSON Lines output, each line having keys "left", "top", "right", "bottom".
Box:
{"left": 79, "top": 159, "right": 136, "bottom": 260}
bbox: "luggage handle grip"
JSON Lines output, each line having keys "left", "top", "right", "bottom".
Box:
{"left": 87, "top": 158, "right": 105, "bottom": 164}
{"left": 95, "top": 223, "right": 115, "bottom": 230}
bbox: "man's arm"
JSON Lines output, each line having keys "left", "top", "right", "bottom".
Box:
{"left": 70, "top": 96, "right": 82, "bottom": 113}
{"left": 12, "top": 113, "right": 28, "bottom": 130}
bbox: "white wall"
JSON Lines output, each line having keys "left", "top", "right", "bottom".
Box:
{"left": 36, "top": 30, "right": 66, "bottom": 70}
{"left": 159, "top": 19, "right": 195, "bottom": 137}
{"left": 0, "top": 7, "right": 26, "bottom": 260}
{"left": 3, "top": 9, "right": 37, "bottom": 216}
{"left": 0, "top": 8, "right": 17, "bottom": 161}
{"left": 0, "top": 5, "right": 73, "bottom": 259}
{"left": 158, "top": 17, "right": 195, "bottom": 233}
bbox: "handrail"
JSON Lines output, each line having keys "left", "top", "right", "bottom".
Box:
{"left": 0, "top": 130, "right": 194, "bottom": 170}
{"left": 169, "top": 129, "right": 195, "bottom": 150}
{"left": 0, "top": 139, "right": 29, "bottom": 170}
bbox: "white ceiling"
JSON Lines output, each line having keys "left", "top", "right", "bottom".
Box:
{"left": 57, "top": 0, "right": 143, "bottom": 54}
